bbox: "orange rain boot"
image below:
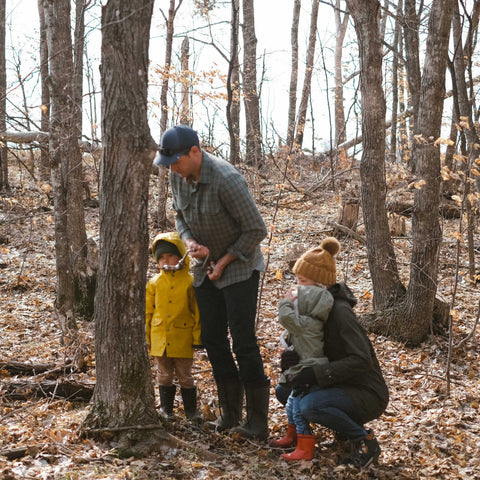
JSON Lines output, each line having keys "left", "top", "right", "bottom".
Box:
{"left": 269, "top": 424, "right": 297, "bottom": 448}
{"left": 281, "top": 434, "right": 316, "bottom": 461}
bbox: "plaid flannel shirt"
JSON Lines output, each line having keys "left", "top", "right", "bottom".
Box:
{"left": 170, "top": 151, "right": 267, "bottom": 288}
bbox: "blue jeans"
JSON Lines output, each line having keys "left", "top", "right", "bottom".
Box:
{"left": 286, "top": 391, "right": 311, "bottom": 435}
{"left": 276, "top": 384, "right": 367, "bottom": 440}
{"left": 195, "top": 271, "right": 265, "bottom": 383}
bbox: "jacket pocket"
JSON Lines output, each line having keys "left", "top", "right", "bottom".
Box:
{"left": 174, "top": 317, "right": 194, "bottom": 329}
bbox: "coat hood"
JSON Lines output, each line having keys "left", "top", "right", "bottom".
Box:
{"left": 297, "top": 285, "right": 334, "bottom": 320}
{"left": 151, "top": 231, "right": 189, "bottom": 269}
{"left": 328, "top": 282, "right": 357, "bottom": 308}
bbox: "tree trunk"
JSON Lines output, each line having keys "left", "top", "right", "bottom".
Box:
{"left": 333, "top": 0, "right": 348, "bottom": 147}
{"left": 403, "top": 0, "right": 422, "bottom": 170}
{"left": 44, "top": 0, "right": 79, "bottom": 335}
{"left": 345, "top": 0, "right": 404, "bottom": 309}
{"left": 37, "top": 0, "right": 50, "bottom": 184}
{"left": 157, "top": 0, "right": 181, "bottom": 230}
{"left": 389, "top": 0, "right": 403, "bottom": 163}
{"left": 286, "top": 0, "right": 301, "bottom": 149}
{"left": 0, "top": 0, "right": 8, "bottom": 192}
{"left": 242, "top": 0, "right": 262, "bottom": 168}
{"left": 402, "top": 0, "right": 453, "bottom": 344}
{"left": 451, "top": 1, "right": 476, "bottom": 279}
{"left": 294, "top": 0, "right": 319, "bottom": 149}
{"left": 179, "top": 36, "right": 190, "bottom": 125}
{"left": 82, "top": 0, "right": 159, "bottom": 441}
{"left": 44, "top": 0, "right": 92, "bottom": 330}
{"left": 226, "top": 0, "right": 240, "bottom": 165}
{"left": 73, "top": 0, "right": 86, "bottom": 138}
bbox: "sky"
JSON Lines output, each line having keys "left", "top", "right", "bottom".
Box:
{"left": 5, "top": 0, "right": 340, "bottom": 153}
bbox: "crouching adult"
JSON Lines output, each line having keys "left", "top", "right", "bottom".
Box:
{"left": 271, "top": 279, "right": 389, "bottom": 467}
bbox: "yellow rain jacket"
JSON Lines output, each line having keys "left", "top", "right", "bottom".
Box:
{"left": 146, "top": 232, "right": 201, "bottom": 358}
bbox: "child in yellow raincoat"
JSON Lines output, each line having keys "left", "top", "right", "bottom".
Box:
{"left": 146, "top": 232, "right": 202, "bottom": 421}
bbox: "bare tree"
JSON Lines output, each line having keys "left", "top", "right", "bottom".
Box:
{"left": 388, "top": 0, "right": 403, "bottom": 162}
{"left": 242, "top": 0, "right": 262, "bottom": 167}
{"left": 345, "top": 0, "right": 404, "bottom": 312}
{"left": 286, "top": 0, "right": 301, "bottom": 149}
{"left": 179, "top": 36, "right": 190, "bottom": 125}
{"left": 349, "top": 0, "right": 453, "bottom": 346}
{"left": 157, "top": 0, "right": 183, "bottom": 230}
{"left": 226, "top": 0, "right": 240, "bottom": 164}
{"left": 37, "top": 0, "right": 50, "bottom": 183}
{"left": 43, "top": 0, "right": 90, "bottom": 338}
{"left": 82, "top": 0, "right": 159, "bottom": 440}
{"left": 333, "top": 0, "right": 349, "bottom": 147}
{"left": 402, "top": 0, "right": 422, "bottom": 166}
{"left": 294, "top": 0, "right": 319, "bottom": 149}
{"left": 0, "top": 0, "right": 7, "bottom": 192}
{"left": 450, "top": 0, "right": 478, "bottom": 280}
{"left": 402, "top": 0, "right": 453, "bottom": 344}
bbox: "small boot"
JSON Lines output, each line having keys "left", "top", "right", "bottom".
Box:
{"left": 269, "top": 424, "right": 297, "bottom": 448}
{"left": 181, "top": 386, "right": 202, "bottom": 423}
{"left": 281, "top": 434, "right": 316, "bottom": 461}
{"left": 231, "top": 376, "right": 270, "bottom": 441}
{"left": 341, "top": 430, "right": 381, "bottom": 467}
{"left": 206, "top": 377, "right": 243, "bottom": 432}
{"left": 158, "top": 385, "right": 176, "bottom": 418}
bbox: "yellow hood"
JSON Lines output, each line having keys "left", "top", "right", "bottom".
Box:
{"left": 151, "top": 231, "right": 189, "bottom": 269}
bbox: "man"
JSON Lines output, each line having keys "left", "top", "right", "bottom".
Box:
{"left": 154, "top": 124, "right": 270, "bottom": 441}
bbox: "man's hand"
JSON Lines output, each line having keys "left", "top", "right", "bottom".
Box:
{"left": 185, "top": 239, "right": 209, "bottom": 259}
{"left": 206, "top": 252, "right": 235, "bottom": 281}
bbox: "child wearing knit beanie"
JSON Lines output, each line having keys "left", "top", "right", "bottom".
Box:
{"left": 271, "top": 237, "right": 341, "bottom": 461}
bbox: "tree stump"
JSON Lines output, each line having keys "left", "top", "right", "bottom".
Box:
{"left": 335, "top": 198, "right": 360, "bottom": 234}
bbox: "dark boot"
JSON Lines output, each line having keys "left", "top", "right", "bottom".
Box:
{"left": 158, "top": 385, "right": 176, "bottom": 418}
{"left": 341, "top": 430, "right": 381, "bottom": 467}
{"left": 181, "top": 387, "right": 202, "bottom": 423}
{"left": 206, "top": 377, "right": 243, "bottom": 432}
{"left": 231, "top": 376, "right": 270, "bottom": 441}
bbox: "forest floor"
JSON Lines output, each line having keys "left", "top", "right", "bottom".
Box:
{"left": 1, "top": 156, "right": 480, "bottom": 479}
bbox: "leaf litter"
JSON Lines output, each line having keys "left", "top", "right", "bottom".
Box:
{"left": 1, "top": 158, "right": 480, "bottom": 479}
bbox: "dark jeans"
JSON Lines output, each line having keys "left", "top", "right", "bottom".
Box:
{"left": 195, "top": 271, "right": 265, "bottom": 383}
{"left": 275, "top": 384, "right": 367, "bottom": 440}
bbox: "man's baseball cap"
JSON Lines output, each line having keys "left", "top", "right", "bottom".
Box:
{"left": 153, "top": 125, "right": 200, "bottom": 167}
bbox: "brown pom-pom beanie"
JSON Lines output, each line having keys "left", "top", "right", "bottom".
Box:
{"left": 292, "top": 237, "right": 341, "bottom": 286}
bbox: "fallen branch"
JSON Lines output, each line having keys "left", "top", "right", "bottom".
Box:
{"left": 327, "top": 221, "right": 366, "bottom": 244}
{"left": 1, "top": 378, "right": 94, "bottom": 401}
{"left": 0, "top": 360, "right": 74, "bottom": 376}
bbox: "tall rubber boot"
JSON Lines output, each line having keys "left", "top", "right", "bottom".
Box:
{"left": 181, "top": 386, "right": 202, "bottom": 423}
{"left": 231, "top": 376, "right": 270, "bottom": 441}
{"left": 158, "top": 385, "right": 176, "bottom": 418}
{"left": 281, "top": 434, "right": 316, "bottom": 461}
{"left": 269, "top": 423, "right": 297, "bottom": 448}
{"left": 206, "top": 377, "right": 243, "bottom": 432}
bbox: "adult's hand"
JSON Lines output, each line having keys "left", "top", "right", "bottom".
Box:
{"left": 206, "top": 252, "right": 235, "bottom": 281}
{"left": 185, "top": 239, "right": 209, "bottom": 260}
{"left": 290, "top": 366, "right": 316, "bottom": 387}
{"left": 280, "top": 349, "right": 300, "bottom": 372}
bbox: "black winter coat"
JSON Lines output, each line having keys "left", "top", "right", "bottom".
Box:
{"left": 311, "top": 282, "right": 389, "bottom": 425}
